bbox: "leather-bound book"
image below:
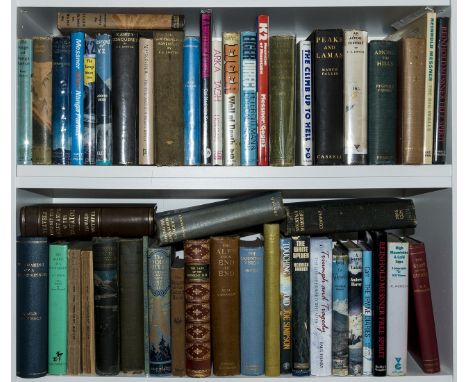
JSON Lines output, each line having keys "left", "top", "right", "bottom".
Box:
{"left": 184, "top": 239, "right": 211, "bottom": 377}
{"left": 112, "top": 31, "right": 138, "bottom": 165}
{"left": 120, "top": 239, "right": 144, "bottom": 374}
{"left": 32, "top": 36, "right": 53, "bottom": 164}
{"left": 17, "top": 237, "right": 48, "bottom": 378}
{"left": 269, "top": 35, "right": 295, "bottom": 166}
{"left": 92, "top": 238, "right": 120, "bottom": 375}
{"left": 67, "top": 246, "right": 82, "bottom": 375}
{"left": 154, "top": 31, "right": 184, "bottom": 166}
{"left": 398, "top": 37, "right": 426, "bottom": 164}
{"left": 81, "top": 246, "right": 96, "bottom": 374}
{"left": 171, "top": 257, "right": 186, "bottom": 376}
{"left": 211, "top": 236, "right": 241, "bottom": 376}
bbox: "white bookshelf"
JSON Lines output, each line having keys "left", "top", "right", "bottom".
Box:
{"left": 12, "top": 0, "right": 456, "bottom": 381}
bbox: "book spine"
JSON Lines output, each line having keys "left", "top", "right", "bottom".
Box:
{"left": 170, "top": 258, "right": 186, "bottom": 376}
{"left": 17, "top": 39, "right": 33, "bottom": 165}
{"left": 84, "top": 36, "right": 96, "bottom": 165}
{"left": 148, "top": 245, "right": 172, "bottom": 375}
{"left": 142, "top": 237, "right": 149, "bottom": 375}
{"left": 240, "top": 32, "right": 257, "bottom": 166}
{"left": 264, "top": 224, "right": 280, "bottom": 376}
{"left": 48, "top": 243, "right": 68, "bottom": 375}
{"left": 112, "top": 31, "right": 138, "bottom": 165}
{"left": 296, "top": 40, "right": 313, "bottom": 166}
{"left": 16, "top": 237, "right": 48, "bottom": 378}
{"left": 67, "top": 248, "right": 81, "bottom": 375}
{"left": 362, "top": 246, "right": 373, "bottom": 375}
{"left": 211, "top": 38, "right": 223, "bottom": 165}
{"left": 368, "top": 41, "right": 398, "bottom": 164}
{"left": 386, "top": 239, "right": 409, "bottom": 376}
{"left": 154, "top": 31, "right": 184, "bottom": 165}
{"left": 291, "top": 236, "right": 311, "bottom": 376}
{"left": 32, "top": 37, "right": 53, "bottom": 164}
{"left": 92, "top": 238, "right": 120, "bottom": 375}
{"left": 313, "top": 29, "right": 344, "bottom": 165}
{"left": 433, "top": 17, "right": 450, "bottom": 164}
{"left": 184, "top": 239, "right": 211, "bottom": 377}
{"left": 81, "top": 249, "right": 95, "bottom": 375}
{"left": 310, "top": 237, "right": 332, "bottom": 376}
{"left": 332, "top": 245, "right": 348, "bottom": 376}
{"left": 373, "top": 232, "right": 387, "bottom": 376}
{"left": 183, "top": 37, "right": 201, "bottom": 166}
{"left": 279, "top": 237, "right": 292, "bottom": 374}
{"left": 257, "top": 15, "right": 269, "bottom": 165}
{"left": 240, "top": 239, "right": 264, "bottom": 376}
{"left": 120, "top": 239, "right": 144, "bottom": 373}
{"left": 344, "top": 30, "right": 368, "bottom": 165}
{"left": 51, "top": 37, "right": 71, "bottom": 165}
{"left": 223, "top": 32, "right": 241, "bottom": 165}
{"left": 200, "top": 10, "right": 212, "bottom": 165}
{"left": 70, "top": 32, "right": 85, "bottom": 165}
{"left": 95, "top": 33, "right": 113, "bottom": 165}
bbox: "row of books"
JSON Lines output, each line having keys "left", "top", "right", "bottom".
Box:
{"left": 16, "top": 10, "right": 449, "bottom": 167}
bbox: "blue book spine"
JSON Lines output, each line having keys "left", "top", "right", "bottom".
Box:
{"left": 17, "top": 39, "right": 33, "bottom": 165}
{"left": 183, "top": 37, "right": 201, "bottom": 165}
{"left": 51, "top": 37, "right": 71, "bottom": 165}
{"left": 361, "top": 243, "right": 373, "bottom": 375}
{"left": 70, "top": 32, "right": 85, "bottom": 165}
{"left": 84, "top": 36, "right": 96, "bottom": 165}
{"left": 240, "top": 32, "right": 257, "bottom": 166}
{"left": 95, "top": 33, "right": 112, "bottom": 165}
{"left": 240, "top": 238, "right": 264, "bottom": 375}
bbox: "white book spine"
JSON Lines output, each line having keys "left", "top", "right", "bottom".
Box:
{"left": 297, "top": 40, "right": 313, "bottom": 166}
{"left": 211, "top": 38, "right": 223, "bottom": 165}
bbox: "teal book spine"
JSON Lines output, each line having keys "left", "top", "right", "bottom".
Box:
{"left": 48, "top": 243, "right": 68, "bottom": 375}
{"left": 17, "top": 39, "right": 33, "bottom": 165}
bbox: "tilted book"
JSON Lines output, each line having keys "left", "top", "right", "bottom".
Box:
{"left": 279, "top": 237, "right": 292, "bottom": 374}
{"left": 359, "top": 241, "right": 373, "bottom": 375}
{"left": 67, "top": 246, "right": 82, "bottom": 375}
{"left": 70, "top": 32, "right": 85, "bottom": 165}
{"left": 200, "top": 10, "right": 212, "bottom": 164}
{"left": 17, "top": 39, "right": 33, "bottom": 165}
{"left": 256, "top": 15, "right": 269, "bottom": 165}
{"left": 170, "top": 257, "right": 186, "bottom": 376}
{"left": 211, "top": 37, "right": 223, "bottom": 165}
{"left": 83, "top": 35, "right": 96, "bottom": 165}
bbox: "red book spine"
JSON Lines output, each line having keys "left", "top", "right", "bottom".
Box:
{"left": 257, "top": 15, "right": 269, "bottom": 165}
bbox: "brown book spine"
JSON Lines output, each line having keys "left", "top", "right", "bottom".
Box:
{"left": 139, "top": 38, "right": 154, "bottom": 165}
{"left": 81, "top": 249, "right": 95, "bottom": 375}
{"left": 398, "top": 37, "right": 426, "bottom": 164}
{"left": 67, "top": 248, "right": 82, "bottom": 375}
{"left": 32, "top": 37, "right": 53, "bottom": 164}
{"left": 171, "top": 258, "right": 186, "bottom": 376}
{"left": 184, "top": 239, "right": 211, "bottom": 377}
{"left": 210, "top": 236, "right": 241, "bottom": 376}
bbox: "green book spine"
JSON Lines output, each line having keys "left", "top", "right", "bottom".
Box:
{"left": 48, "top": 243, "right": 68, "bottom": 375}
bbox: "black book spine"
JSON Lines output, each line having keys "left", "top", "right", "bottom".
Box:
{"left": 93, "top": 238, "right": 120, "bottom": 375}
{"left": 433, "top": 17, "right": 450, "bottom": 164}
{"left": 200, "top": 10, "right": 212, "bottom": 165}
{"left": 291, "top": 236, "right": 310, "bottom": 376}
{"left": 112, "top": 31, "right": 138, "bottom": 165}
{"left": 16, "top": 237, "right": 49, "bottom": 378}
{"left": 84, "top": 35, "right": 96, "bottom": 165}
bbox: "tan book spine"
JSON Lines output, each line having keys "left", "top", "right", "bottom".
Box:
{"left": 170, "top": 258, "right": 186, "bottom": 376}
{"left": 67, "top": 248, "right": 82, "bottom": 375}
{"left": 139, "top": 38, "right": 154, "bottom": 165}
{"left": 81, "top": 250, "right": 95, "bottom": 375}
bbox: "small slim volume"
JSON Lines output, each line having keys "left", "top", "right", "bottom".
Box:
{"left": 257, "top": 15, "right": 269, "bottom": 165}
{"left": 211, "top": 38, "right": 223, "bottom": 165}
{"left": 200, "top": 10, "right": 212, "bottom": 164}
{"left": 17, "top": 39, "right": 33, "bottom": 164}
{"left": 83, "top": 35, "right": 96, "bottom": 165}
{"left": 279, "top": 237, "right": 292, "bottom": 373}
{"left": 70, "top": 32, "right": 85, "bottom": 165}
{"left": 171, "top": 257, "right": 186, "bottom": 376}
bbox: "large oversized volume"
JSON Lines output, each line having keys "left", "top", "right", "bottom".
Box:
{"left": 406, "top": 237, "right": 440, "bottom": 373}
{"left": 70, "top": 32, "right": 85, "bottom": 165}
{"left": 291, "top": 236, "right": 310, "bottom": 376}
{"left": 20, "top": 205, "right": 155, "bottom": 238}
{"left": 211, "top": 38, "right": 223, "bottom": 165}
{"left": 311, "top": 29, "right": 344, "bottom": 165}
{"left": 296, "top": 40, "right": 313, "bottom": 166}
{"left": 51, "top": 37, "right": 71, "bottom": 165}
{"left": 264, "top": 224, "right": 280, "bottom": 376}
{"left": 223, "top": 32, "right": 241, "bottom": 165}
{"left": 279, "top": 237, "right": 292, "bottom": 374}
{"left": 240, "top": 236, "right": 264, "bottom": 376}
{"left": 112, "top": 31, "right": 138, "bottom": 165}
{"left": 67, "top": 246, "right": 82, "bottom": 375}
{"left": 95, "top": 33, "right": 112, "bottom": 165}
{"left": 32, "top": 37, "right": 53, "bottom": 164}
{"left": 433, "top": 17, "right": 450, "bottom": 164}
{"left": 183, "top": 37, "right": 201, "bottom": 166}
{"left": 120, "top": 239, "right": 144, "bottom": 373}
{"left": 154, "top": 31, "right": 184, "bottom": 166}
{"left": 48, "top": 243, "right": 68, "bottom": 375}
{"left": 57, "top": 12, "right": 185, "bottom": 31}
{"left": 310, "top": 237, "right": 332, "bottom": 376}
{"left": 184, "top": 239, "right": 211, "bottom": 377}
{"left": 211, "top": 236, "right": 241, "bottom": 375}
{"left": 83, "top": 36, "right": 96, "bottom": 165}
{"left": 17, "top": 39, "right": 33, "bottom": 164}
{"left": 16, "top": 237, "right": 48, "bottom": 378}
{"left": 148, "top": 244, "right": 172, "bottom": 375}
{"left": 257, "top": 15, "right": 269, "bottom": 165}
{"left": 138, "top": 37, "right": 154, "bottom": 165}
{"left": 343, "top": 30, "right": 368, "bottom": 165}
{"left": 200, "top": 10, "right": 212, "bottom": 164}
{"left": 170, "top": 257, "right": 185, "bottom": 376}
{"left": 92, "top": 238, "right": 119, "bottom": 375}
{"left": 155, "top": 192, "right": 285, "bottom": 245}
{"left": 281, "top": 197, "right": 416, "bottom": 236}
{"left": 360, "top": 242, "right": 373, "bottom": 375}
{"left": 368, "top": 41, "right": 398, "bottom": 164}
{"left": 81, "top": 247, "right": 96, "bottom": 374}
{"left": 269, "top": 35, "right": 295, "bottom": 166}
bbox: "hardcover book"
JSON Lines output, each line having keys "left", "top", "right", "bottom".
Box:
{"left": 142, "top": 237, "right": 150, "bottom": 375}
{"left": 67, "top": 246, "right": 82, "bottom": 375}
{"left": 279, "top": 237, "right": 292, "bottom": 374}
{"left": 171, "top": 257, "right": 185, "bottom": 376}
{"left": 211, "top": 37, "right": 223, "bottom": 165}
{"left": 200, "top": 10, "right": 212, "bottom": 164}
{"left": 81, "top": 247, "right": 95, "bottom": 374}
{"left": 359, "top": 241, "right": 373, "bottom": 375}
{"left": 84, "top": 36, "right": 96, "bottom": 165}
{"left": 257, "top": 15, "right": 269, "bottom": 165}
{"left": 17, "top": 39, "right": 33, "bottom": 165}
{"left": 70, "top": 32, "right": 85, "bottom": 165}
